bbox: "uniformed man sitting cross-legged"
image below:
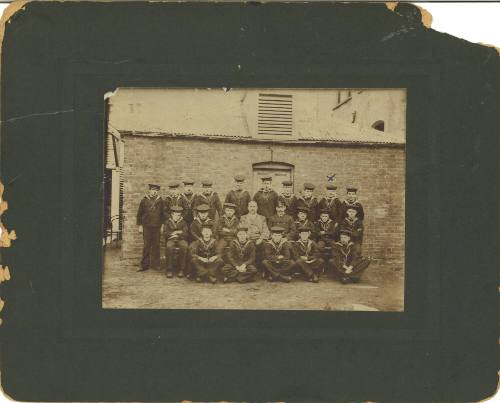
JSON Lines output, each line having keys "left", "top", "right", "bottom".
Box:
{"left": 189, "top": 224, "right": 224, "bottom": 284}
{"left": 291, "top": 224, "right": 324, "bottom": 283}
{"left": 136, "top": 184, "right": 165, "bottom": 272}
{"left": 222, "top": 225, "right": 258, "bottom": 284}
{"left": 163, "top": 205, "right": 189, "bottom": 278}
{"left": 261, "top": 226, "right": 294, "bottom": 283}
{"left": 329, "top": 229, "right": 371, "bottom": 284}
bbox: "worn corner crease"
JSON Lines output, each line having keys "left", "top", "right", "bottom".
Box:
{"left": 0, "top": 0, "right": 30, "bottom": 46}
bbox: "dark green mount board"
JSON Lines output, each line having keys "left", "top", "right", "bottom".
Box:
{"left": 1, "top": 1, "right": 498, "bottom": 401}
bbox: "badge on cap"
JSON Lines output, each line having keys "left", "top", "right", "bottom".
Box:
{"left": 148, "top": 184, "right": 160, "bottom": 190}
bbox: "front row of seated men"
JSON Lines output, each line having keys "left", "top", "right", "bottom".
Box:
{"left": 149, "top": 198, "right": 371, "bottom": 285}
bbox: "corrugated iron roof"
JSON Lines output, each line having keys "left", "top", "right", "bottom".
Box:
{"left": 121, "top": 129, "right": 405, "bottom": 146}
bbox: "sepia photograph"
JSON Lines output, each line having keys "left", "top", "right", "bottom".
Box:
{"left": 102, "top": 88, "right": 406, "bottom": 311}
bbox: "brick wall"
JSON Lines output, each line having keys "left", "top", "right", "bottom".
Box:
{"left": 121, "top": 134, "right": 405, "bottom": 268}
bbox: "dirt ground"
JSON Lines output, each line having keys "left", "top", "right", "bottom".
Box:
{"left": 102, "top": 246, "right": 404, "bottom": 311}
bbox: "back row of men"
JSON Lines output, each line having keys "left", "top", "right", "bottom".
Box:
{"left": 136, "top": 175, "right": 369, "bottom": 284}
{"left": 138, "top": 174, "right": 365, "bottom": 224}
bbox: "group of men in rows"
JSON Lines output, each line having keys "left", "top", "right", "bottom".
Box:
{"left": 136, "top": 175, "right": 371, "bottom": 284}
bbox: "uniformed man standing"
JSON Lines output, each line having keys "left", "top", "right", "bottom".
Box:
{"left": 214, "top": 202, "right": 240, "bottom": 258}
{"left": 291, "top": 224, "right": 324, "bottom": 283}
{"left": 253, "top": 176, "right": 279, "bottom": 219}
{"left": 194, "top": 180, "right": 222, "bottom": 220}
{"left": 136, "top": 184, "right": 165, "bottom": 272}
{"left": 329, "top": 229, "right": 371, "bottom": 284}
{"left": 180, "top": 179, "right": 197, "bottom": 224}
{"left": 267, "top": 201, "right": 296, "bottom": 240}
{"left": 295, "top": 183, "right": 319, "bottom": 222}
{"left": 261, "top": 226, "right": 293, "bottom": 282}
{"left": 340, "top": 186, "right": 365, "bottom": 220}
{"left": 278, "top": 180, "right": 297, "bottom": 217}
{"left": 318, "top": 184, "right": 342, "bottom": 223}
{"left": 164, "top": 181, "right": 183, "bottom": 218}
{"left": 222, "top": 225, "right": 258, "bottom": 283}
{"left": 163, "top": 205, "right": 189, "bottom": 278}
{"left": 224, "top": 175, "right": 251, "bottom": 218}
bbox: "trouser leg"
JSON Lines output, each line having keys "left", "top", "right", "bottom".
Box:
{"left": 165, "top": 240, "right": 176, "bottom": 273}
{"left": 206, "top": 258, "right": 224, "bottom": 278}
{"left": 142, "top": 226, "right": 160, "bottom": 269}
{"left": 149, "top": 227, "right": 161, "bottom": 270}
{"left": 349, "top": 258, "right": 371, "bottom": 280}
{"left": 141, "top": 229, "right": 151, "bottom": 269}
{"left": 176, "top": 240, "right": 188, "bottom": 274}
{"left": 237, "top": 264, "right": 258, "bottom": 283}
{"left": 222, "top": 264, "right": 239, "bottom": 281}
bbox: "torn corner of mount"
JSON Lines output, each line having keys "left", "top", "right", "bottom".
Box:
{"left": 104, "top": 88, "right": 120, "bottom": 100}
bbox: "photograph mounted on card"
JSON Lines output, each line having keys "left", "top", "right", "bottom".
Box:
{"left": 103, "top": 87, "right": 406, "bottom": 311}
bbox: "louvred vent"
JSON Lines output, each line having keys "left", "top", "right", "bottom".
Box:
{"left": 258, "top": 93, "right": 293, "bottom": 135}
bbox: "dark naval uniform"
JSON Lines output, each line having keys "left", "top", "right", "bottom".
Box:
{"left": 315, "top": 218, "right": 339, "bottom": 247}
{"left": 318, "top": 196, "right": 342, "bottom": 223}
{"left": 329, "top": 240, "right": 371, "bottom": 283}
{"left": 136, "top": 194, "right": 165, "bottom": 270}
{"left": 180, "top": 192, "right": 197, "bottom": 224}
{"left": 340, "top": 200, "right": 365, "bottom": 221}
{"left": 190, "top": 217, "right": 215, "bottom": 242}
{"left": 222, "top": 239, "right": 258, "bottom": 283}
{"left": 339, "top": 217, "right": 364, "bottom": 245}
{"left": 194, "top": 192, "right": 223, "bottom": 220}
{"left": 214, "top": 214, "right": 240, "bottom": 256}
{"left": 261, "top": 238, "right": 293, "bottom": 281}
{"left": 267, "top": 213, "right": 296, "bottom": 239}
{"left": 225, "top": 189, "right": 251, "bottom": 218}
{"left": 291, "top": 218, "right": 316, "bottom": 241}
{"left": 164, "top": 216, "right": 189, "bottom": 277}
{"left": 189, "top": 237, "right": 224, "bottom": 281}
{"left": 164, "top": 194, "right": 184, "bottom": 217}
{"left": 291, "top": 239, "right": 324, "bottom": 281}
{"left": 278, "top": 194, "right": 297, "bottom": 217}
{"left": 295, "top": 196, "right": 319, "bottom": 222}
{"left": 253, "top": 189, "right": 279, "bottom": 219}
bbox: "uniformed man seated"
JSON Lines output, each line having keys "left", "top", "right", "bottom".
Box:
{"left": 339, "top": 206, "right": 364, "bottom": 246}
{"left": 214, "top": 202, "right": 240, "bottom": 259}
{"left": 315, "top": 208, "right": 339, "bottom": 252}
{"left": 190, "top": 204, "right": 215, "bottom": 243}
{"left": 267, "top": 201, "right": 296, "bottom": 240}
{"left": 292, "top": 206, "right": 316, "bottom": 241}
{"left": 222, "top": 225, "right": 258, "bottom": 284}
{"left": 164, "top": 205, "right": 189, "bottom": 278}
{"left": 291, "top": 224, "right": 324, "bottom": 283}
{"left": 261, "top": 226, "right": 293, "bottom": 283}
{"left": 189, "top": 224, "right": 224, "bottom": 284}
{"left": 329, "top": 229, "right": 371, "bottom": 284}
